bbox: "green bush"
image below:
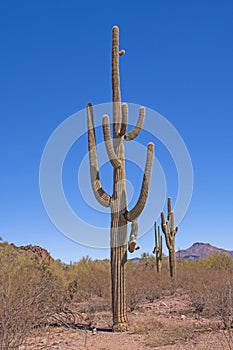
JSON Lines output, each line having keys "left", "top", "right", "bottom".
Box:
{"left": 199, "top": 252, "right": 233, "bottom": 270}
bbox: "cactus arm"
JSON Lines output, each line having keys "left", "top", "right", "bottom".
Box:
{"left": 158, "top": 225, "right": 162, "bottom": 251}
{"left": 165, "top": 197, "right": 178, "bottom": 236}
{"left": 167, "top": 197, "right": 172, "bottom": 217}
{"left": 87, "top": 103, "right": 111, "bottom": 207}
{"left": 125, "top": 142, "right": 154, "bottom": 222}
{"left": 152, "top": 221, "right": 157, "bottom": 254}
{"left": 124, "top": 106, "right": 145, "bottom": 141}
{"left": 128, "top": 220, "right": 140, "bottom": 253}
{"left": 155, "top": 221, "right": 158, "bottom": 246}
{"left": 169, "top": 211, "right": 175, "bottom": 232}
{"left": 165, "top": 232, "right": 172, "bottom": 251}
{"left": 119, "top": 103, "right": 128, "bottom": 136}
{"left": 159, "top": 226, "right": 162, "bottom": 254}
{"left": 161, "top": 211, "right": 172, "bottom": 250}
{"left": 161, "top": 212, "right": 166, "bottom": 233}
{"left": 102, "top": 114, "right": 121, "bottom": 169}
{"left": 154, "top": 222, "right": 162, "bottom": 272}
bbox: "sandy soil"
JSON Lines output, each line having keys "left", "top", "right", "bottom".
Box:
{"left": 20, "top": 293, "right": 232, "bottom": 350}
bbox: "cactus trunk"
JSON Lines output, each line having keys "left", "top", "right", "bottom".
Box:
{"left": 110, "top": 125, "right": 128, "bottom": 330}
{"left": 111, "top": 224, "right": 128, "bottom": 329}
{"left": 168, "top": 248, "right": 176, "bottom": 278}
{"left": 156, "top": 252, "right": 162, "bottom": 273}
{"left": 87, "top": 26, "right": 154, "bottom": 331}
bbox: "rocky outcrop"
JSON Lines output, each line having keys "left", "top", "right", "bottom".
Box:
{"left": 9, "top": 243, "right": 53, "bottom": 262}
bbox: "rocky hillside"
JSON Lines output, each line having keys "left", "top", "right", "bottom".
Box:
{"left": 17, "top": 244, "right": 54, "bottom": 262}
{"left": 176, "top": 242, "right": 233, "bottom": 260}
{"left": 0, "top": 241, "right": 53, "bottom": 262}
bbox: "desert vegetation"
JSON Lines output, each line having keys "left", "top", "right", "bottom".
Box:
{"left": 0, "top": 240, "right": 232, "bottom": 349}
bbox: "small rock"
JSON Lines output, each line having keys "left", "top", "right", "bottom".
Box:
{"left": 92, "top": 327, "right": 97, "bottom": 335}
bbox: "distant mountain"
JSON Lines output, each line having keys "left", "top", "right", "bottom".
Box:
{"left": 176, "top": 242, "right": 233, "bottom": 260}
{"left": 129, "top": 257, "right": 140, "bottom": 264}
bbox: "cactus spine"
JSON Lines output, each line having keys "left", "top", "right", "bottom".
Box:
{"left": 153, "top": 221, "right": 162, "bottom": 273}
{"left": 161, "top": 197, "right": 178, "bottom": 280}
{"left": 87, "top": 26, "right": 154, "bottom": 331}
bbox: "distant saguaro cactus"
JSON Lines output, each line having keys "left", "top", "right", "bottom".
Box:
{"left": 87, "top": 26, "right": 154, "bottom": 331}
{"left": 161, "top": 197, "right": 178, "bottom": 279}
{"left": 153, "top": 221, "right": 162, "bottom": 273}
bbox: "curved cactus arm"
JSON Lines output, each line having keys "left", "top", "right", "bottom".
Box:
{"left": 119, "top": 103, "right": 128, "bottom": 136}
{"left": 87, "top": 103, "right": 111, "bottom": 207}
{"left": 128, "top": 220, "right": 140, "bottom": 253}
{"left": 102, "top": 114, "right": 121, "bottom": 169}
{"left": 124, "top": 106, "right": 145, "bottom": 141}
{"left": 125, "top": 142, "right": 154, "bottom": 222}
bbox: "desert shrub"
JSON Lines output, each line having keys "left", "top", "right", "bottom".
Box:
{"left": 0, "top": 243, "right": 70, "bottom": 350}
{"left": 180, "top": 258, "right": 233, "bottom": 330}
{"left": 126, "top": 259, "right": 172, "bottom": 311}
{"left": 67, "top": 257, "right": 111, "bottom": 303}
{"left": 199, "top": 252, "right": 233, "bottom": 270}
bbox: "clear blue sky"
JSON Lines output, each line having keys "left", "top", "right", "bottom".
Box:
{"left": 0, "top": 0, "right": 233, "bottom": 263}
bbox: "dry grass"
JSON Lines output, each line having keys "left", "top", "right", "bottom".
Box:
{"left": 132, "top": 318, "right": 194, "bottom": 347}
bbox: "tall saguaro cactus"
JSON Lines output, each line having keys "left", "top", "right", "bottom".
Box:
{"left": 153, "top": 221, "right": 162, "bottom": 273}
{"left": 87, "top": 26, "right": 154, "bottom": 331}
{"left": 161, "top": 197, "right": 178, "bottom": 279}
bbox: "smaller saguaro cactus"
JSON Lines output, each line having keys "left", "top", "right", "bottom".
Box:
{"left": 153, "top": 221, "right": 162, "bottom": 273}
{"left": 161, "top": 197, "right": 178, "bottom": 279}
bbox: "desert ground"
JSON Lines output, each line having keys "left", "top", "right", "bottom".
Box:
{"left": 20, "top": 292, "right": 232, "bottom": 350}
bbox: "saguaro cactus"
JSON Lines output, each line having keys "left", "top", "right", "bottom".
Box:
{"left": 161, "top": 197, "right": 178, "bottom": 279}
{"left": 153, "top": 221, "right": 162, "bottom": 273}
{"left": 87, "top": 26, "right": 154, "bottom": 331}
